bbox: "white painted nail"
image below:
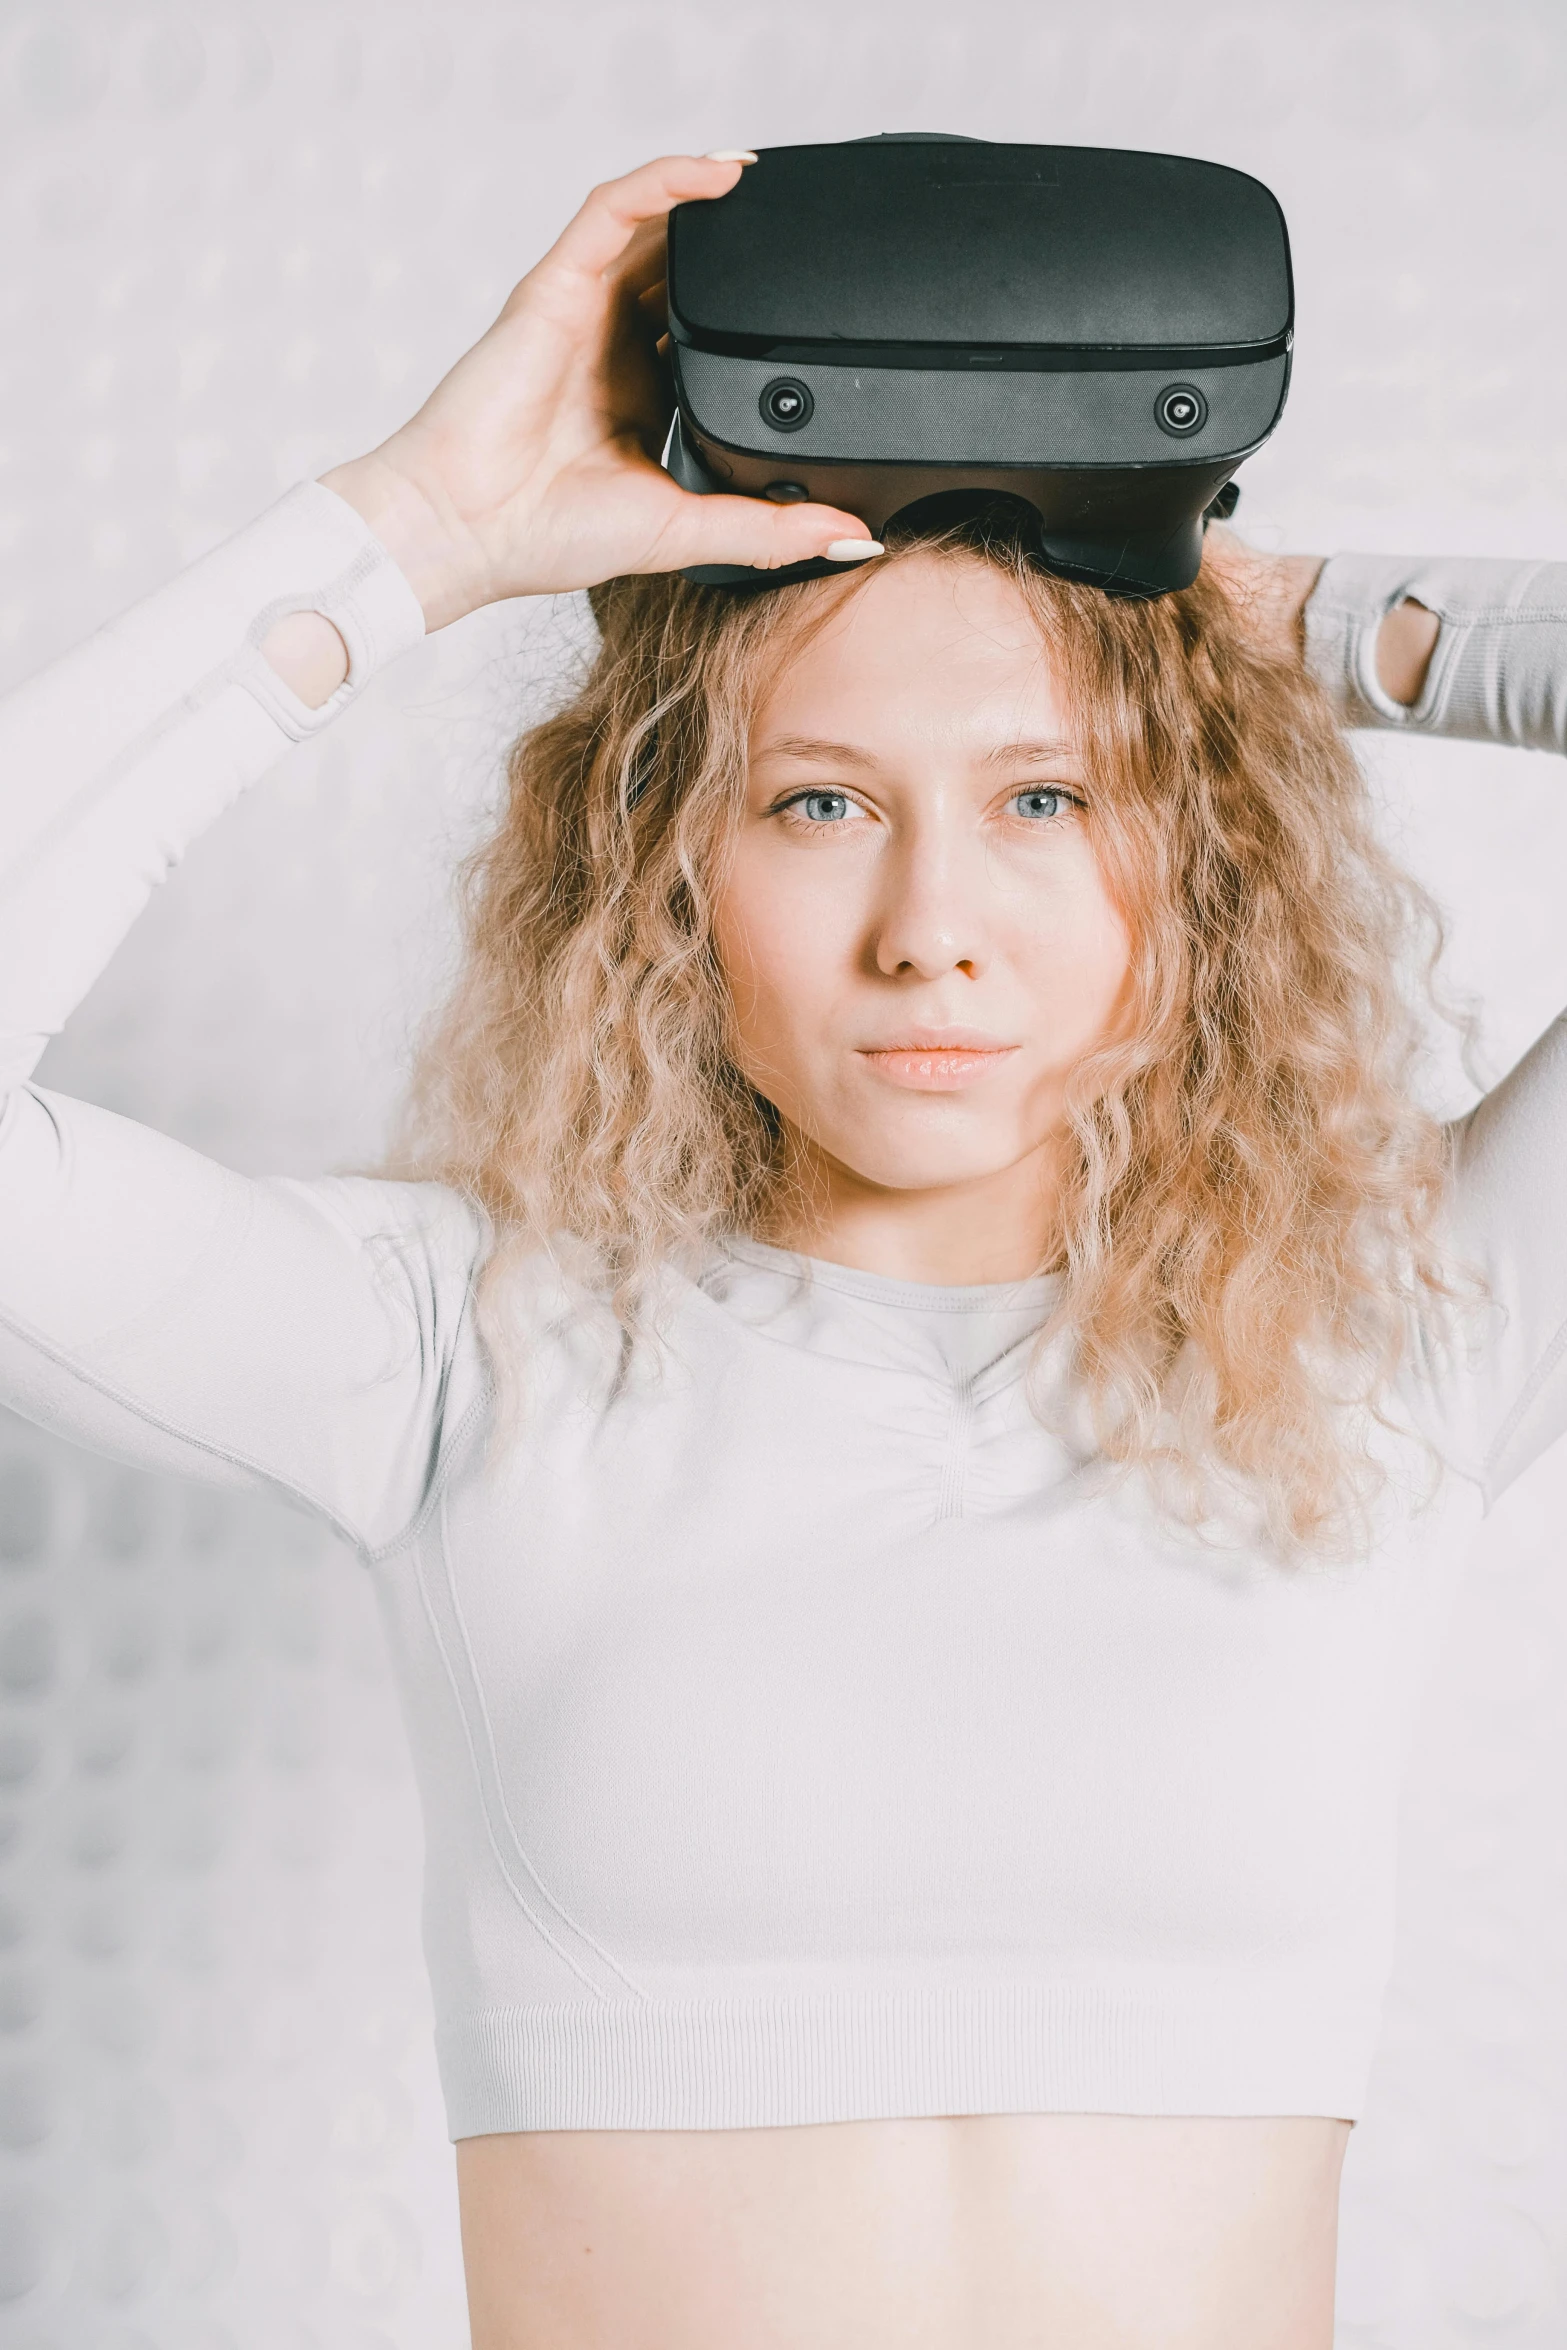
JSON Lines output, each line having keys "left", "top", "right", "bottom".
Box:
{"left": 825, "top": 539, "right": 886, "bottom": 562}
{"left": 704, "top": 149, "right": 758, "bottom": 163}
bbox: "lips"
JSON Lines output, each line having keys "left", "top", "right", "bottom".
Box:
{"left": 861, "top": 1027, "right": 1014, "bottom": 1054}
{"left": 856, "top": 1030, "right": 1019, "bottom": 1091}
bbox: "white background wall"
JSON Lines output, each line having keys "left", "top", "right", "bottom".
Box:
{"left": 1, "top": 1, "right": 1565, "bottom": 2343}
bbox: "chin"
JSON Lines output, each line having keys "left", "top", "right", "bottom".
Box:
{"left": 823, "top": 1117, "right": 1035, "bottom": 1197}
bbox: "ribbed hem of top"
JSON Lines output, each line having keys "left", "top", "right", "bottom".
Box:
{"left": 435, "top": 1981, "right": 1377, "bottom": 2137}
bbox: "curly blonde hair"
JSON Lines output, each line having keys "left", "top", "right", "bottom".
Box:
{"left": 392, "top": 508, "right": 1461, "bottom": 1559}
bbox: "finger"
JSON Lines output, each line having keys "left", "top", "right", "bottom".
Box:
{"left": 614, "top": 224, "right": 671, "bottom": 305}
{"left": 632, "top": 275, "right": 669, "bottom": 329}
{"left": 548, "top": 153, "right": 751, "bottom": 288}
{"left": 608, "top": 333, "right": 678, "bottom": 465}
{"left": 646, "top": 488, "right": 885, "bottom": 577}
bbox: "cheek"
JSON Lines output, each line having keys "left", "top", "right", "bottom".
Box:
{"left": 1074, "top": 892, "right": 1135, "bottom": 1020}
{"left": 712, "top": 854, "right": 854, "bottom": 1041}
{"left": 1008, "top": 855, "right": 1133, "bottom": 1036}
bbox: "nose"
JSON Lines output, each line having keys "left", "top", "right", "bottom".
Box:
{"left": 870, "top": 826, "right": 991, "bottom": 981}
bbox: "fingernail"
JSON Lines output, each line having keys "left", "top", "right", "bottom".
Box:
{"left": 704, "top": 149, "right": 758, "bottom": 163}
{"left": 826, "top": 539, "right": 885, "bottom": 562}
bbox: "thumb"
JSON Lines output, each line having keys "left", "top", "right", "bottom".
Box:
{"left": 652, "top": 488, "right": 884, "bottom": 576}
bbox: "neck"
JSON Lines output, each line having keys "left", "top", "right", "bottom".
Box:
{"left": 759, "top": 1132, "right": 1062, "bottom": 1287}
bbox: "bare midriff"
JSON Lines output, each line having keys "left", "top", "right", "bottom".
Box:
{"left": 456, "top": 2110, "right": 1351, "bottom": 2349}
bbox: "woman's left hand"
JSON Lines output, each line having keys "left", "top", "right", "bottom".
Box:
{"left": 316, "top": 153, "right": 878, "bottom": 631}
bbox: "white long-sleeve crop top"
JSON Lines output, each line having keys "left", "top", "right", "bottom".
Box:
{"left": 3, "top": 487, "right": 1567, "bottom": 2135}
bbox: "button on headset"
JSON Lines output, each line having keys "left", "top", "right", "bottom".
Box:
{"left": 764, "top": 481, "right": 811, "bottom": 502}
{"left": 759, "top": 378, "right": 814, "bottom": 432}
{"left": 1155, "top": 383, "right": 1208, "bottom": 437}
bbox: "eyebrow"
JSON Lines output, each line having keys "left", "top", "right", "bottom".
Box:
{"left": 981, "top": 739, "right": 1079, "bottom": 766}
{"left": 752, "top": 735, "right": 1078, "bottom": 768}
{"left": 751, "top": 735, "right": 880, "bottom": 769}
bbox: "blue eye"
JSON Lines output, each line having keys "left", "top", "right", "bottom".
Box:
{"left": 1012, "top": 787, "right": 1069, "bottom": 820}
{"left": 799, "top": 791, "right": 852, "bottom": 822}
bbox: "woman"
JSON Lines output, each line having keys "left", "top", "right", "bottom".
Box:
{"left": 3, "top": 150, "right": 1564, "bottom": 2350}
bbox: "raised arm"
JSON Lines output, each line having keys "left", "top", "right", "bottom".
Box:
{"left": 0, "top": 155, "right": 879, "bottom": 1555}
{"left": 0, "top": 486, "right": 426, "bottom": 1098}
{"left": 1303, "top": 551, "right": 1567, "bottom": 752}
{"left": 1289, "top": 542, "right": 1567, "bottom": 1501}
{"left": 0, "top": 466, "right": 489, "bottom": 1553}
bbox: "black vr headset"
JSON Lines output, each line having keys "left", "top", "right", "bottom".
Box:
{"left": 664, "top": 135, "right": 1293, "bottom": 599}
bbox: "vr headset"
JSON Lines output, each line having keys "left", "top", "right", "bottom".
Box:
{"left": 664, "top": 135, "right": 1292, "bottom": 599}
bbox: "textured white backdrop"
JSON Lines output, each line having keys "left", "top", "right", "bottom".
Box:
{"left": 1, "top": 1, "right": 1566, "bottom": 2343}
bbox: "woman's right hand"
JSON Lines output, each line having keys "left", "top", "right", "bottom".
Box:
{"left": 317, "top": 153, "right": 879, "bottom": 632}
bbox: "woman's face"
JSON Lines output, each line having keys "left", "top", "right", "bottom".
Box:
{"left": 713, "top": 553, "right": 1134, "bottom": 1216}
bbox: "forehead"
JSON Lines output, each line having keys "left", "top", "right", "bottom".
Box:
{"left": 750, "top": 555, "right": 1071, "bottom": 755}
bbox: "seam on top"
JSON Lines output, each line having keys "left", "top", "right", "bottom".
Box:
{"left": 971, "top": 1330, "right": 1055, "bottom": 1409}
{"left": 936, "top": 1376, "right": 975, "bottom": 1521}
{"left": 1481, "top": 1307, "right": 1567, "bottom": 1504}
{"left": 427, "top": 1481, "right": 648, "bottom": 1999}
{"left": 364, "top": 1377, "right": 494, "bottom": 1565}
{"left": 407, "top": 1500, "right": 618, "bottom": 2001}
{"left": 0, "top": 1292, "right": 371, "bottom": 1555}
